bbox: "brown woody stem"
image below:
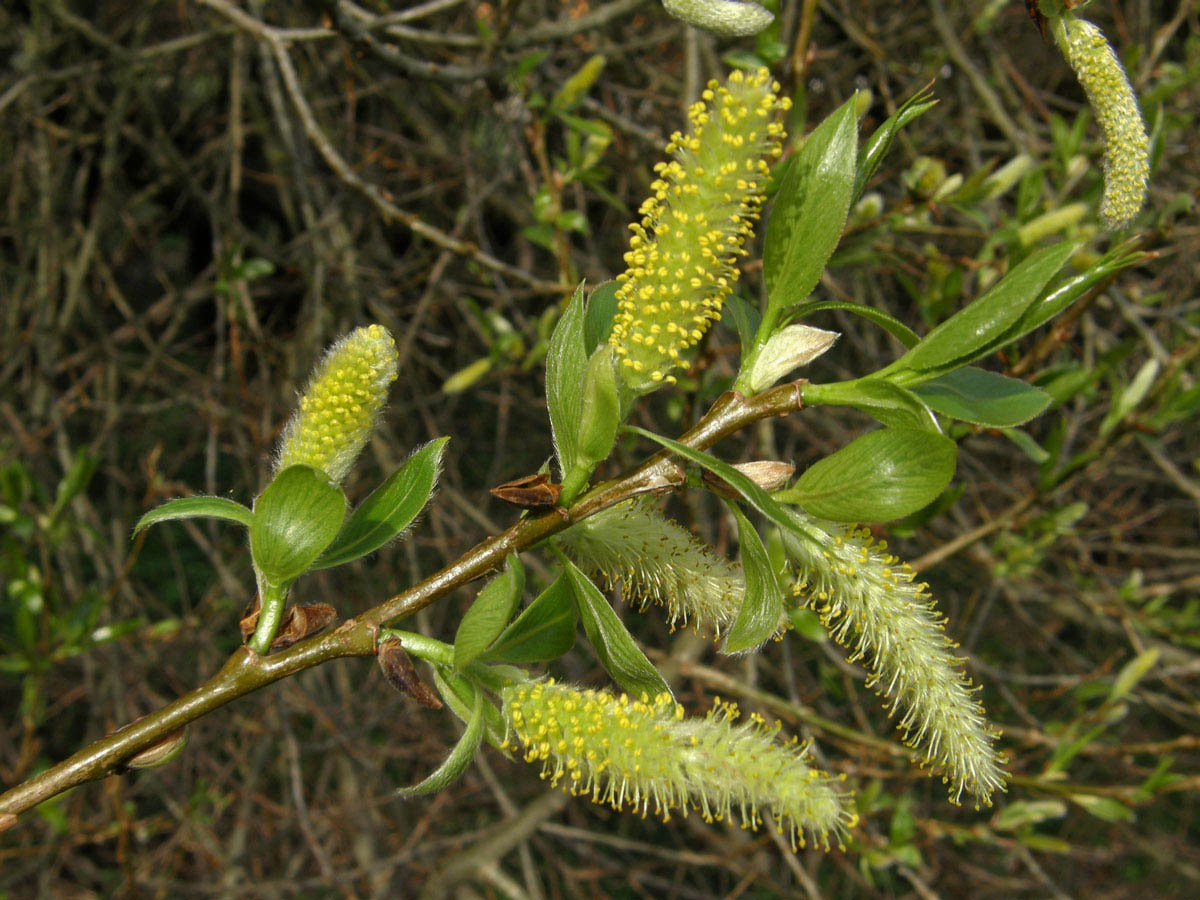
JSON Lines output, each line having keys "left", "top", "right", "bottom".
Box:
{"left": 0, "top": 383, "right": 804, "bottom": 825}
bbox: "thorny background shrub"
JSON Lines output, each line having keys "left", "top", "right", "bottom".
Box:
{"left": 1, "top": 1, "right": 1198, "bottom": 898}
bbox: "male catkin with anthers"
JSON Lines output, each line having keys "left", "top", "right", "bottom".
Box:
{"left": 501, "top": 680, "right": 855, "bottom": 849}
{"left": 276, "top": 325, "right": 399, "bottom": 484}
{"left": 608, "top": 68, "right": 788, "bottom": 393}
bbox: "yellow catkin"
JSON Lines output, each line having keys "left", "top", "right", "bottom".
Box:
{"left": 608, "top": 68, "right": 788, "bottom": 392}
{"left": 1054, "top": 13, "right": 1149, "bottom": 229}
{"left": 276, "top": 325, "right": 399, "bottom": 484}
{"left": 783, "top": 509, "right": 1006, "bottom": 806}
{"left": 501, "top": 680, "right": 855, "bottom": 849}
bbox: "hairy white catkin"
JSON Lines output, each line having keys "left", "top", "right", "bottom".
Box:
{"left": 782, "top": 510, "right": 1006, "bottom": 805}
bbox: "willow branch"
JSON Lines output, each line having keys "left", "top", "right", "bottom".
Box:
{"left": 0, "top": 382, "right": 804, "bottom": 826}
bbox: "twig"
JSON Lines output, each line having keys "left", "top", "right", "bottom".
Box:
{"left": 0, "top": 383, "right": 806, "bottom": 823}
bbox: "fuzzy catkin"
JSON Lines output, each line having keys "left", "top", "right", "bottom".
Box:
{"left": 1054, "top": 13, "right": 1149, "bottom": 229}
{"left": 608, "top": 68, "right": 788, "bottom": 392}
{"left": 501, "top": 680, "right": 855, "bottom": 849}
{"left": 782, "top": 510, "right": 1006, "bottom": 805}
{"left": 276, "top": 325, "right": 399, "bottom": 484}
{"left": 558, "top": 499, "right": 759, "bottom": 637}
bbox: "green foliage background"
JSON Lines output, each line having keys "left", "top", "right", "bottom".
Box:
{"left": 2, "top": 1, "right": 1198, "bottom": 897}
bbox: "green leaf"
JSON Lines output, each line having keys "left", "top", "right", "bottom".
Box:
{"left": 994, "top": 800, "right": 1068, "bottom": 832}
{"left": 485, "top": 571, "right": 577, "bottom": 663}
{"left": 722, "top": 503, "right": 783, "bottom": 654}
{"left": 1100, "top": 358, "right": 1161, "bottom": 435}
{"left": 890, "top": 242, "right": 1079, "bottom": 376}
{"left": 806, "top": 378, "right": 940, "bottom": 431}
{"left": 546, "top": 283, "right": 588, "bottom": 473}
{"left": 1107, "top": 648, "right": 1159, "bottom": 705}
{"left": 788, "top": 299, "right": 919, "bottom": 349}
{"left": 250, "top": 466, "right": 346, "bottom": 585}
{"left": 854, "top": 85, "right": 937, "bottom": 202}
{"left": 778, "top": 428, "right": 957, "bottom": 522}
{"left": 1005, "top": 242, "right": 1145, "bottom": 343}
{"left": 51, "top": 449, "right": 97, "bottom": 520}
{"left": 584, "top": 280, "right": 619, "bottom": 352}
{"left": 763, "top": 96, "right": 858, "bottom": 318}
{"left": 1069, "top": 794, "right": 1135, "bottom": 823}
{"left": 723, "top": 294, "right": 761, "bottom": 359}
{"left": 559, "top": 554, "right": 671, "bottom": 701}
{"left": 577, "top": 346, "right": 620, "bottom": 466}
{"left": 430, "top": 667, "right": 507, "bottom": 751}
{"left": 313, "top": 438, "right": 448, "bottom": 569}
{"left": 453, "top": 554, "right": 525, "bottom": 669}
{"left": 133, "top": 496, "right": 253, "bottom": 536}
{"left": 914, "top": 368, "right": 1052, "bottom": 427}
{"left": 396, "top": 690, "right": 484, "bottom": 798}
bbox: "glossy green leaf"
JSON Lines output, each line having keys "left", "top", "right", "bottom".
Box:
{"left": 854, "top": 85, "right": 937, "bottom": 202}
{"left": 722, "top": 503, "right": 783, "bottom": 654}
{"left": 134, "top": 496, "right": 253, "bottom": 536}
{"left": 250, "top": 466, "right": 346, "bottom": 585}
{"left": 485, "top": 572, "right": 577, "bottom": 664}
{"left": 915, "top": 368, "right": 1052, "bottom": 427}
{"left": 806, "top": 378, "right": 939, "bottom": 431}
{"left": 778, "top": 428, "right": 957, "bottom": 522}
{"left": 584, "top": 280, "right": 619, "bottom": 352}
{"left": 454, "top": 554, "right": 525, "bottom": 669}
{"left": 763, "top": 96, "right": 858, "bottom": 318}
{"left": 546, "top": 283, "right": 588, "bottom": 473}
{"left": 313, "top": 438, "right": 447, "bottom": 569}
{"left": 559, "top": 554, "right": 671, "bottom": 701}
{"left": 577, "top": 346, "right": 620, "bottom": 466}
{"left": 892, "top": 242, "right": 1079, "bottom": 375}
{"left": 1004, "top": 242, "right": 1145, "bottom": 344}
{"left": 396, "top": 690, "right": 484, "bottom": 798}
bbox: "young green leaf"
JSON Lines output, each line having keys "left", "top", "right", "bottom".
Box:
{"left": 454, "top": 554, "right": 526, "bottom": 669}
{"left": 559, "top": 554, "right": 671, "bottom": 701}
{"left": 778, "top": 428, "right": 957, "bottom": 523}
{"left": 762, "top": 96, "right": 859, "bottom": 319}
{"left": 914, "top": 368, "right": 1052, "bottom": 427}
{"left": 854, "top": 85, "right": 937, "bottom": 202}
{"left": 805, "top": 379, "right": 940, "bottom": 431}
{"left": 889, "top": 241, "right": 1079, "bottom": 376}
{"left": 546, "top": 283, "right": 588, "bottom": 474}
{"left": 485, "top": 572, "right": 578, "bottom": 664}
{"left": 133, "top": 496, "right": 253, "bottom": 536}
{"left": 396, "top": 690, "right": 484, "bottom": 798}
{"left": 722, "top": 503, "right": 784, "bottom": 654}
{"left": 431, "top": 667, "right": 509, "bottom": 751}
{"left": 577, "top": 346, "right": 620, "bottom": 466}
{"left": 723, "top": 294, "right": 762, "bottom": 359}
{"left": 1107, "top": 647, "right": 1159, "bottom": 705}
{"left": 584, "top": 281, "right": 619, "bottom": 353}
{"left": 313, "top": 438, "right": 448, "bottom": 569}
{"left": 250, "top": 466, "right": 346, "bottom": 586}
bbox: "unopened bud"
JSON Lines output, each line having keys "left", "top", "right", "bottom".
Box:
{"left": 748, "top": 324, "right": 839, "bottom": 392}
{"left": 379, "top": 639, "right": 443, "bottom": 709}
{"left": 703, "top": 460, "right": 795, "bottom": 499}
{"left": 661, "top": 0, "right": 774, "bottom": 37}
{"left": 127, "top": 727, "right": 188, "bottom": 770}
